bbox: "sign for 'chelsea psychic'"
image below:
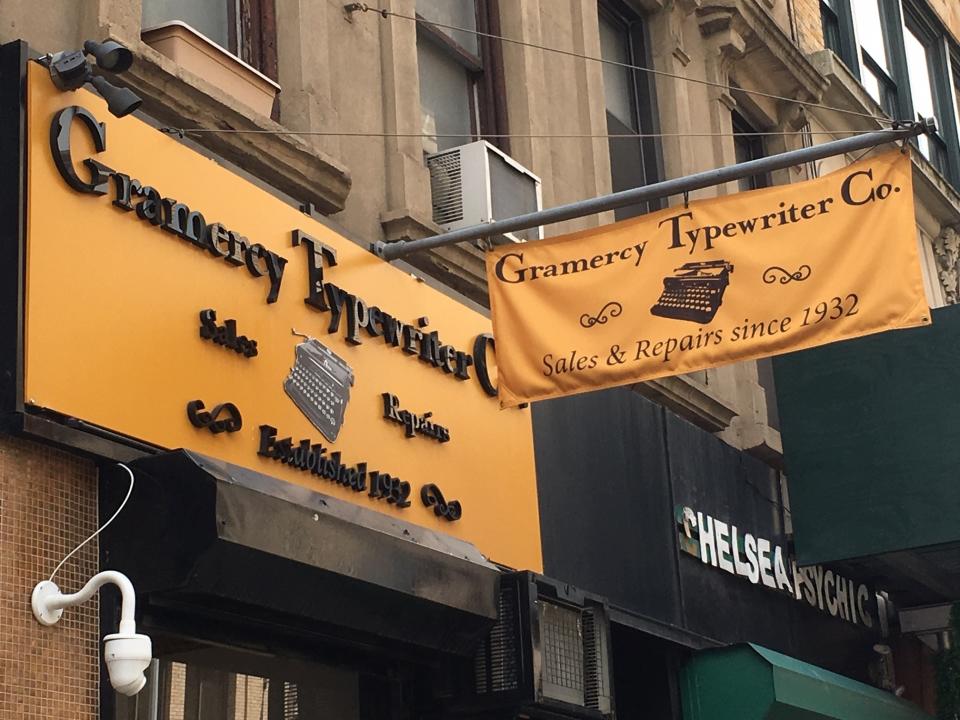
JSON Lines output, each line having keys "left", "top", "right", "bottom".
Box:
{"left": 676, "top": 506, "right": 877, "bottom": 628}
{"left": 22, "top": 64, "right": 542, "bottom": 571}
{"left": 487, "top": 152, "right": 929, "bottom": 407}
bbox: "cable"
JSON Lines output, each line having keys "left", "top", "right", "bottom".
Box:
{"left": 49, "top": 463, "right": 135, "bottom": 582}
{"left": 349, "top": 3, "right": 895, "bottom": 125}
{"left": 160, "top": 127, "right": 897, "bottom": 140}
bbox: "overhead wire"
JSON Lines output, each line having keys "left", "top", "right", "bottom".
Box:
{"left": 160, "top": 3, "right": 900, "bottom": 140}
{"left": 48, "top": 463, "right": 135, "bottom": 582}
{"left": 161, "top": 128, "right": 904, "bottom": 140}
{"left": 348, "top": 3, "right": 895, "bottom": 125}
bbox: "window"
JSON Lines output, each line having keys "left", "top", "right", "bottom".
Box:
{"left": 114, "top": 629, "right": 388, "bottom": 720}
{"left": 141, "top": 0, "right": 278, "bottom": 80}
{"left": 953, "top": 56, "right": 960, "bottom": 145}
{"left": 598, "top": 2, "right": 659, "bottom": 220}
{"left": 851, "top": 0, "right": 899, "bottom": 117}
{"left": 820, "top": 0, "right": 857, "bottom": 73}
{"left": 732, "top": 112, "right": 769, "bottom": 192}
{"left": 416, "top": 0, "right": 507, "bottom": 154}
{"left": 820, "top": 0, "right": 960, "bottom": 189}
{"left": 901, "top": 20, "right": 944, "bottom": 170}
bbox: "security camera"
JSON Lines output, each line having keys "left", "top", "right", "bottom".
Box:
{"left": 32, "top": 570, "right": 151, "bottom": 697}
{"left": 47, "top": 50, "right": 90, "bottom": 91}
{"left": 103, "top": 632, "right": 152, "bottom": 696}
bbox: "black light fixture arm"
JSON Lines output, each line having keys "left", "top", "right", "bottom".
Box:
{"left": 38, "top": 39, "right": 141, "bottom": 118}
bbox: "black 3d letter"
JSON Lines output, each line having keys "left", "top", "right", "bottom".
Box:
{"left": 472, "top": 333, "right": 498, "bottom": 397}
{"left": 50, "top": 106, "right": 111, "bottom": 195}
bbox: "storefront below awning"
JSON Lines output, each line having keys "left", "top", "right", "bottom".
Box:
{"left": 681, "top": 643, "right": 932, "bottom": 720}
{"left": 101, "top": 450, "right": 501, "bottom": 658}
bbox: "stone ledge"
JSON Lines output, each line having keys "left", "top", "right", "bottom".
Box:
{"left": 633, "top": 375, "right": 738, "bottom": 433}
{"left": 116, "top": 41, "right": 351, "bottom": 215}
{"left": 380, "top": 209, "right": 490, "bottom": 308}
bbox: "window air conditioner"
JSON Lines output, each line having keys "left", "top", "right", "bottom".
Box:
{"left": 438, "top": 571, "right": 615, "bottom": 720}
{"left": 426, "top": 141, "right": 543, "bottom": 245}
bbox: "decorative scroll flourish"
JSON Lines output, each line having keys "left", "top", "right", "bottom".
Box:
{"left": 762, "top": 265, "right": 812, "bottom": 284}
{"left": 420, "top": 483, "right": 462, "bottom": 521}
{"left": 186, "top": 400, "right": 243, "bottom": 434}
{"left": 579, "top": 301, "right": 623, "bottom": 328}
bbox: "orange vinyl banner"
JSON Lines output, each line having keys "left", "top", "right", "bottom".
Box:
{"left": 486, "top": 150, "right": 930, "bottom": 407}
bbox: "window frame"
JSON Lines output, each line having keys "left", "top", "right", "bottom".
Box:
{"left": 900, "top": 2, "right": 960, "bottom": 181}
{"left": 732, "top": 111, "right": 770, "bottom": 192}
{"left": 415, "top": 0, "right": 509, "bottom": 154}
{"left": 598, "top": 0, "right": 662, "bottom": 218}
{"left": 238, "top": 0, "right": 279, "bottom": 82}
{"left": 819, "top": 0, "right": 859, "bottom": 75}
{"left": 821, "top": 0, "right": 960, "bottom": 189}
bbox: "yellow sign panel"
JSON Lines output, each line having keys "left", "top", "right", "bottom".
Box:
{"left": 487, "top": 150, "right": 929, "bottom": 407}
{"left": 24, "top": 65, "right": 541, "bottom": 571}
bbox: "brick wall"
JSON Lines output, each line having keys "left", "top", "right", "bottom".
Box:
{"left": 0, "top": 435, "right": 99, "bottom": 720}
{"left": 793, "top": 0, "right": 825, "bottom": 54}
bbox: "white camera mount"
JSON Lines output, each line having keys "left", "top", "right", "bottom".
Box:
{"left": 32, "top": 570, "right": 152, "bottom": 696}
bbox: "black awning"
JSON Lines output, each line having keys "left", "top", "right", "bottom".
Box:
{"left": 101, "top": 450, "right": 500, "bottom": 657}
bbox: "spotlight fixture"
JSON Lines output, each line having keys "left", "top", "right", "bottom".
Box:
{"left": 89, "top": 75, "right": 142, "bottom": 118}
{"left": 42, "top": 39, "right": 142, "bottom": 118}
{"left": 83, "top": 40, "right": 134, "bottom": 73}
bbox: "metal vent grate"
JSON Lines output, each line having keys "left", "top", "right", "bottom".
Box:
{"left": 582, "top": 607, "right": 608, "bottom": 710}
{"left": 283, "top": 681, "right": 299, "bottom": 719}
{"left": 427, "top": 148, "right": 464, "bottom": 226}
{"left": 539, "top": 600, "right": 585, "bottom": 698}
{"left": 474, "top": 581, "right": 521, "bottom": 694}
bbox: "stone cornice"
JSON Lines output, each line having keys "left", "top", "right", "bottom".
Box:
{"left": 120, "top": 42, "right": 352, "bottom": 215}
{"left": 697, "top": 0, "right": 829, "bottom": 104}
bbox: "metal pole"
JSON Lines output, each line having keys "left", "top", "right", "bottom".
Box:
{"left": 371, "top": 120, "right": 935, "bottom": 261}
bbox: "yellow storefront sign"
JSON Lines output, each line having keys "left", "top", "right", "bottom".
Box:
{"left": 487, "top": 150, "right": 929, "bottom": 407}
{"left": 24, "top": 64, "right": 542, "bottom": 571}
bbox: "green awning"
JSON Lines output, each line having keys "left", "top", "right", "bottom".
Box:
{"left": 681, "top": 644, "right": 932, "bottom": 720}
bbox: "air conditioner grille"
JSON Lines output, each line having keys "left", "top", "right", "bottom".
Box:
{"left": 582, "top": 607, "right": 608, "bottom": 710}
{"left": 474, "top": 582, "right": 521, "bottom": 694}
{"left": 538, "top": 600, "right": 585, "bottom": 695}
{"left": 427, "top": 149, "right": 464, "bottom": 226}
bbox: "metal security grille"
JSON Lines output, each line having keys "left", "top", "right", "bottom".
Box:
{"left": 427, "top": 148, "right": 464, "bottom": 226}
{"left": 282, "top": 682, "right": 299, "bottom": 719}
{"left": 474, "top": 581, "right": 521, "bottom": 694}
{"left": 582, "top": 607, "right": 608, "bottom": 711}
{"left": 538, "top": 600, "right": 585, "bottom": 707}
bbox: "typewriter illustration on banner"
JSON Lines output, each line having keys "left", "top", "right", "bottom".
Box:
{"left": 650, "top": 260, "right": 734, "bottom": 324}
{"left": 284, "top": 339, "right": 355, "bottom": 442}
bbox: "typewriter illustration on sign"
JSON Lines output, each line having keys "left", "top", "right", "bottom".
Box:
{"left": 650, "top": 260, "right": 734, "bottom": 324}
{"left": 284, "top": 339, "right": 355, "bottom": 442}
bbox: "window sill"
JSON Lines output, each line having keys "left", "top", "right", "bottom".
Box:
{"left": 633, "top": 375, "right": 739, "bottom": 433}
{"left": 118, "top": 39, "right": 351, "bottom": 215}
